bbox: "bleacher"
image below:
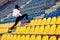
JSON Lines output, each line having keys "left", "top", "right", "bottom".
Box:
{"left": 0, "top": 0, "right": 56, "bottom": 19}
{"left": 0, "top": 0, "right": 60, "bottom": 40}
{"left": 1, "top": 34, "right": 60, "bottom": 40}
{"left": 0, "top": 6, "right": 60, "bottom": 40}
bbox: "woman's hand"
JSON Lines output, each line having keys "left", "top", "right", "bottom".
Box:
{"left": 1, "top": 19, "right": 4, "bottom": 22}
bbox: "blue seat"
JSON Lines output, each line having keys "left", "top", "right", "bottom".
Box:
{"left": 56, "top": 10, "right": 60, "bottom": 17}
{"left": 46, "top": 0, "right": 52, "bottom": 2}
{"left": 56, "top": 6, "right": 60, "bottom": 11}
{"left": 46, "top": 0, "right": 56, "bottom": 8}
{"left": 51, "top": 11, "right": 57, "bottom": 17}
{"left": 21, "top": 6, "right": 45, "bottom": 13}
{"left": 44, "top": 13, "right": 49, "bottom": 18}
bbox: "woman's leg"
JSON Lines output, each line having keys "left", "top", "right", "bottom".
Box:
{"left": 22, "top": 14, "right": 29, "bottom": 20}
{"left": 10, "top": 16, "right": 21, "bottom": 30}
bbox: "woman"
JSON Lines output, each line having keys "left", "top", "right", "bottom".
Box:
{"left": 9, "top": 5, "right": 30, "bottom": 31}
{"left": 8, "top": 0, "right": 32, "bottom": 33}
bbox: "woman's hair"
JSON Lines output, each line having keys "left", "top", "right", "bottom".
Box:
{"left": 15, "top": 5, "right": 20, "bottom": 9}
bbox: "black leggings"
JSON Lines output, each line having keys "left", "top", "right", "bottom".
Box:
{"left": 10, "top": 14, "right": 29, "bottom": 30}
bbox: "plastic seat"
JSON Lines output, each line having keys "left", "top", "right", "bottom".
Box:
{"left": 1, "top": 34, "right": 7, "bottom": 40}
{"left": 21, "top": 35, "right": 25, "bottom": 40}
{"left": 6, "top": 34, "right": 11, "bottom": 40}
{"left": 41, "top": 18, "right": 46, "bottom": 25}
{"left": 38, "top": 25, "right": 44, "bottom": 34}
{"left": 34, "top": 26, "right": 39, "bottom": 34}
{"left": 25, "top": 35, "right": 30, "bottom": 40}
{"left": 50, "top": 17, "right": 56, "bottom": 25}
{"left": 43, "top": 25, "right": 50, "bottom": 34}
{"left": 0, "top": 22, "right": 21, "bottom": 28}
{"left": 30, "top": 35, "right": 35, "bottom": 40}
{"left": 18, "top": 27, "right": 23, "bottom": 34}
{"left": 37, "top": 19, "right": 42, "bottom": 25}
{"left": 45, "top": 18, "right": 51, "bottom": 25}
{"left": 49, "top": 36, "right": 56, "bottom": 40}
{"left": 13, "top": 35, "right": 17, "bottom": 40}
{"left": 16, "top": 35, "right": 21, "bottom": 40}
{"left": 35, "top": 36, "right": 41, "bottom": 40}
{"left": 48, "top": 25, "right": 56, "bottom": 34}
{"left": 9, "top": 35, "right": 14, "bottom": 40}
{"left": 55, "top": 25, "right": 60, "bottom": 34}
{"left": 33, "top": 19, "right": 38, "bottom": 25}
{"left": 25, "top": 27, "right": 30, "bottom": 34}
{"left": 42, "top": 36, "right": 48, "bottom": 40}
{"left": 29, "top": 26, "right": 35, "bottom": 34}
{"left": 29, "top": 20, "right": 35, "bottom": 26}
{"left": 56, "top": 16, "right": 60, "bottom": 24}
{"left": 21, "top": 27, "right": 26, "bottom": 34}
{"left": 0, "top": 28, "right": 8, "bottom": 34}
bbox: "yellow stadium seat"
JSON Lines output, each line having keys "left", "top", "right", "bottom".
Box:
{"left": 37, "top": 19, "right": 42, "bottom": 25}
{"left": 29, "top": 20, "right": 35, "bottom": 26}
{"left": 25, "top": 35, "right": 30, "bottom": 40}
{"left": 33, "top": 19, "right": 38, "bottom": 25}
{"left": 0, "top": 22, "right": 21, "bottom": 28}
{"left": 16, "top": 35, "right": 21, "bottom": 40}
{"left": 48, "top": 25, "right": 56, "bottom": 34}
{"left": 45, "top": 18, "right": 51, "bottom": 25}
{"left": 18, "top": 27, "right": 24, "bottom": 34}
{"left": 34, "top": 26, "right": 39, "bottom": 34}
{"left": 58, "top": 38, "right": 60, "bottom": 40}
{"left": 49, "top": 36, "right": 56, "bottom": 40}
{"left": 42, "top": 36, "right": 48, "bottom": 40}
{"left": 13, "top": 35, "right": 17, "bottom": 40}
{"left": 0, "top": 23, "right": 13, "bottom": 28}
{"left": 6, "top": 34, "right": 11, "bottom": 40}
{"left": 55, "top": 25, "right": 60, "bottom": 34}
{"left": 0, "top": 28, "right": 8, "bottom": 34}
{"left": 50, "top": 17, "right": 56, "bottom": 25}
{"left": 21, "top": 27, "right": 26, "bottom": 34}
{"left": 29, "top": 26, "right": 35, "bottom": 34}
{"left": 21, "top": 35, "right": 25, "bottom": 40}
{"left": 41, "top": 18, "right": 46, "bottom": 25}
{"left": 1, "top": 34, "right": 7, "bottom": 40}
{"left": 35, "top": 36, "right": 41, "bottom": 40}
{"left": 9, "top": 35, "right": 14, "bottom": 40}
{"left": 25, "top": 27, "right": 30, "bottom": 34}
{"left": 56, "top": 16, "right": 60, "bottom": 24}
{"left": 30, "top": 35, "right": 35, "bottom": 40}
{"left": 38, "top": 25, "right": 44, "bottom": 34}
{"left": 43, "top": 25, "right": 50, "bottom": 34}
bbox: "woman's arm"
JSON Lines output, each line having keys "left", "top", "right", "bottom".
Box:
{"left": 1, "top": 13, "right": 12, "bottom": 22}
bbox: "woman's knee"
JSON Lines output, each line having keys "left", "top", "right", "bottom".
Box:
{"left": 23, "top": 14, "right": 28, "bottom": 16}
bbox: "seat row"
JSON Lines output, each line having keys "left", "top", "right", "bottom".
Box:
{"left": 29, "top": 16, "right": 60, "bottom": 26}
{"left": 0, "top": 22, "right": 21, "bottom": 28}
{"left": 1, "top": 34, "right": 60, "bottom": 40}
{"left": 12, "top": 25, "right": 60, "bottom": 34}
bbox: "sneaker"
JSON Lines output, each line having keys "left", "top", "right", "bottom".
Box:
{"left": 8, "top": 29, "right": 16, "bottom": 33}
{"left": 8, "top": 30, "right": 12, "bottom": 33}
{"left": 26, "top": 20, "right": 30, "bottom": 23}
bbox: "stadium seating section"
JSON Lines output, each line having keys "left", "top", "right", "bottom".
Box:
{"left": 0, "top": 0, "right": 60, "bottom": 40}
{"left": 0, "top": 34, "right": 60, "bottom": 40}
